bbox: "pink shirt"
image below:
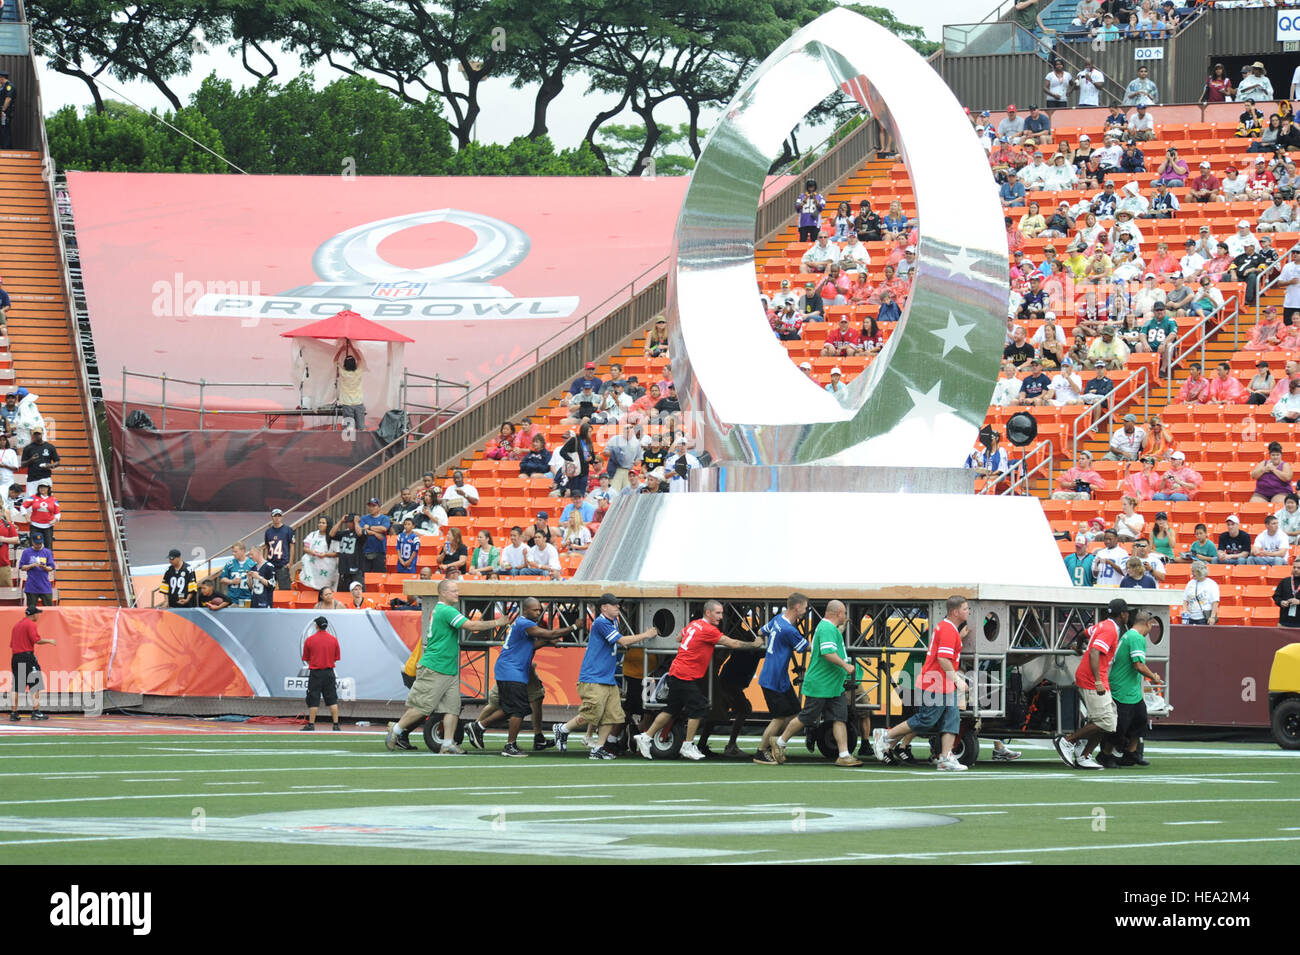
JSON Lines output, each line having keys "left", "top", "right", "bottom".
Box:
{"left": 1159, "top": 466, "right": 1203, "bottom": 498}
{"left": 1207, "top": 375, "right": 1245, "bottom": 403}
{"left": 1178, "top": 376, "right": 1210, "bottom": 404}
{"left": 1122, "top": 471, "right": 1160, "bottom": 501}
{"left": 1058, "top": 466, "right": 1107, "bottom": 491}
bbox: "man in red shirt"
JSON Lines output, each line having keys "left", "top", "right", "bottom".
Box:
{"left": 1055, "top": 597, "right": 1128, "bottom": 769}
{"left": 10, "top": 605, "right": 55, "bottom": 721}
{"left": 301, "top": 616, "right": 341, "bottom": 731}
{"left": 871, "top": 595, "right": 971, "bottom": 772}
{"left": 820, "top": 316, "right": 863, "bottom": 357}
{"left": 0, "top": 503, "right": 18, "bottom": 588}
{"left": 633, "top": 600, "right": 763, "bottom": 761}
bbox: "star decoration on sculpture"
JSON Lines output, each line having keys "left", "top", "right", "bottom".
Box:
{"left": 941, "top": 247, "right": 981, "bottom": 281}
{"left": 929, "top": 312, "right": 976, "bottom": 358}
{"left": 903, "top": 381, "right": 954, "bottom": 429}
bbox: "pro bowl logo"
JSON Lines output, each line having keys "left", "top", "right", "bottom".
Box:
{"left": 193, "top": 209, "right": 579, "bottom": 322}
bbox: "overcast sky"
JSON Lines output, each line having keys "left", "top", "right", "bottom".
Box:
{"left": 36, "top": 0, "right": 983, "bottom": 156}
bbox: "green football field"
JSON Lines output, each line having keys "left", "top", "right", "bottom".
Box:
{"left": 1, "top": 732, "right": 1297, "bottom": 864}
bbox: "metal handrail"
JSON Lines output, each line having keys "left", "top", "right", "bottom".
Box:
{"left": 1071, "top": 363, "right": 1153, "bottom": 460}
{"left": 399, "top": 370, "right": 472, "bottom": 420}
{"left": 32, "top": 45, "right": 135, "bottom": 606}
{"left": 121, "top": 369, "right": 300, "bottom": 431}
{"left": 1007, "top": 437, "right": 1056, "bottom": 496}
{"left": 1162, "top": 298, "right": 1243, "bottom": 404}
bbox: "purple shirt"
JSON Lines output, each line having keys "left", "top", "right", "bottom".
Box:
{"left": 20, "top": 546, "right": 54, "bottom": 594}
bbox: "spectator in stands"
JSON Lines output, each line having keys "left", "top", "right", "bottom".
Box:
{"left": 330, "top": 514, "right": 362, "bottom": 591}
{"left": 830, "top": 200, "right": 854, "bottom": 242}
{"left": 245, "top": 546, "right": 276, "bottom": 608}
{"left": 1087, "top": 325, "right": 1130, "bottom": 371}
{"left": 840, "top": 233, "right": 870, "bottom": 270}
{"left": 24, "top": 483, "right": 58, "bottom": 548}
{"left": 1217, "top": 166, "right": 1246, "bottom": 205}
{"left": 313, "top": 586, "right": 345, "bottom": 610}
{"left": 1188, "top": 275, "right": 1225, "bottom": 320}
{"left": 1225, "top": 220, "right": 1258, "bottom": 259}
{"left": 1093, "top": 529, "right": 1130, "bottom": 588}
{"left": 1128, "top": 106, "right": 1155, "bottom": 143}
{"left": 1273, "top": 376, "right": 1300, "bottom": 422}
{"left": 853, "top": 200, "right": 882, "bottom": 242}
{"left": 1094, "top": 132, "right": 1123, "bottom": 175}
{"left": 1144, "top": 416, "right": 1174, "bottom": 461}
{"left": 16, "top": 529, "right": 54, "bottom": 608}
{"left": 1274, "top": 159, "right": 1299, "bottom": 197}
{"left": 1075, "top": 59, "right": 1105, "bottom": 107}
{"left": 19, "top": 428, "right": 57, "bottom": 498}
{"left": 526, "top": 529, "right": 561, "bottom": 580}
{"left": 466, "top": 530, "right": 498, "bottom": 578}
{"left": 1180, "top": 523, "right": 1217, "bottom": 564}
{"left": 1248, "top": 361, "right": 1276, "bottom": 406}
{"left": 485, "top": 422, "right": 517, "bottom": 460}
{"left": 1247, "top": 113, "right": 1282, "bottom": 153}
{"left": 801, "top": 233, "right": 839, "bottom": 274}
{"left": 602, "top": 424, "right": 642, "bottom": 492}
{"left": 1017, "top": 200, "right": 1047, "bottom": 241}
{"left": 388, "top": 486, "right": 420, "bottom": 528}
{"left": 218, "top": 541, "right": 256, "bottom": 608}
{"left": 197, "top": 579, "right": 229, "bottom": 610}
{"left": 299, "top": 516, "right": 339, "bottom": 590}
{"left": 964, "top": 426, "right": 1011, "bottom": 481}
{"left": 517, "top": 435, "right": 551, "bottom": 478}
{"left": 1131, "top": 274, "right": 1165, "bottom": 322}
{"left": 394, "top": 518, "right": 420, "bottom": 574}
{"left": 1064, "top": 535, "right": 1095, "bottom": 587}
{"left": 1202, "top": 61, "right": 1234, "bottom": 103}
{"left": 1115, "top": 495, "right": 1145, "bottom": 541}
{"left": 442, "top": 469, "right": 480, "bottom": 516}
{"left": 1237, "top": 236, "right": 1278, "bottom": 305}
{"left": 1151, "top": 147, "right": 1188, "bottom": 188}
{"left": 1106, "top": 414, "right": 1146, "bottom": 461}
{"left": 592, "top": 380, "right": 632, "bottom": 426}
{"left": 1257, "top": 196, "right": 1295, "bottom": 235}
{"left": 1004, "top": 326, "right": 1036, "bottom": 371}
{"left": 816, "top": 263, "right": 852, "bottom": 304}
{"left": 1122, "top": 65, "right": 1158, "bottom": 106}
{"left": 263, "top": 508, "right": 294, "bottom": 590}
{"left": 1217, "top": 515, "right": 1252, "bottom": 566}
{"left": 795, "top": 179, "right": 824, "bottom": 243}
{"left": 1205, "top": 361, "right": 1246, "bottom": 405}
{"left": 882, "top": 200, "right": 910, "bottom": 240}
{"left": 437, "top": 526, "right": 467, "bottom": 577}
{"left": 358, "top": 497, "right": 390, "bottom": 575}
{"left": 997, "top": 103, "right": 1025, "bottom": 144}
{"left": 875, "top": 287, "right": 902, "bottom": 323}
{"left": 1162, "top": 273, "right": 1193, "bottom": 318}
{"left": 1082, "top": 361, "right": 1116, "bottom": 409}
{"left": 346, "top": 580, "right": 378, "bottom": 609}
{"left": 1018, "top": 151, "right": 1049, "bottom": 191}
{"left": 0, "top": 433, "right": 16, "bottom": 504}
{"left": 1044, "top": 57, "right": 1073, "bottom": 106}
{"left": 1019, "top": 359, "right": 1052, "bottom": 406}
{"left": 820, "top": 314, "right": 864, "bottom": 358}
{"left": 1250, "top": 442, "right": 1295, "bottom": 505}
{"left": 1277, "top": 494, "right": 1300, "bottom": 546}
{"left": 1031, "top": 310, "right": 1066, "bottom": 369}
{"left": 1049, "top": 359, "right": 1085, "bottom": 405}
{"left": 559, "top": 509, "right": 593, "bottom": 554}
{"left": 1250, "top": 515, "right": 1291, "bottom": 566}
{"left": 1237, "top": 102, "right": 1265, "bottom": 139}
{"left": 1186, "top": 162, "right": 1218, "bottom": 204}
{"left": 1237, "top": 61, "right": 1274, "bottom": 103}
{"left": 644, "top": 318, "right": 669, "bottom": 359}
{"left": 564, "top": 383, "right": 600, "bottom": 426}
{"left": 1150, "top": 512, "right": 1176, "bottom": 561}
{"left": 999, "top": 170, "right": 1026, "bottom": 210}
{"left": 1024, "top": 104, "right": 1050, "bottom": 139}
{"left": 1181, "top": 561, "right": 1219, "bottom": 625}
{"left": 1053, "top": 449, "right": 1107, "bottom": 500}
{"left": 1120, "top": 557, "right": 1156, "bottom": 589}
{"left": 1123, "top": 455, "right": 1160, "bottom": 501}
{"left": 413, "top": 489, "right": 447, "bottom": 536}
{"left": 1245, "top": 158, "right": 1275, "bottom": 200}
{"left": 1202, "top": 242, "right": 1235, "bottom": 284}
{"left": 157, "top": 548, "right": 195, "bottom": 608}
{"left": 1153, "top": 450, "right": 1202, "bottom": 502}
{"left": 992, "top": 360, "right": 1022, "bottom": 407}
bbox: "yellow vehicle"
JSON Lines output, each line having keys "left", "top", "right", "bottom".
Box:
{"left": 1269, "top": 643, "right": 1300, "bottom": 750}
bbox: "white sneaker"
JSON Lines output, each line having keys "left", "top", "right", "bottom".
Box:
{"left": 936, "top": 754, "right": 968, "bottom": 772}
{"left": 870, "top": 728, "right": 890, "bottom": 763}
{"left": 633, "top": 733, "right": 653, "bottom": 760}
{"left": 680, "top": 741, "right": 705, "bottom": 761}
{"left": 1053, "top": 736, "right": 1078, "bottom": 768}
{"left": 1076, "top": 754, "right": 1103, "bottom": 770}
{"left": 992, "top": 745, "right": 1021, "bottom": 761}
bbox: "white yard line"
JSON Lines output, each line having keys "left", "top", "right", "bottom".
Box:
{"left": 1163, "top": 820, "right": 1222, "bottom": 825}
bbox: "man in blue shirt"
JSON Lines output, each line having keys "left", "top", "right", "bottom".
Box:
{"left": 753, "top": 593, "right": 811, "bottom": 764}
{"left": 263, "top": 508, "right": 295, "bottom": 589}
{"left": 357, "top": 497, "right": 391, "bottom": 575}
{"left": 219, "top": 542, "right": 256, "bottom": 607}
{"left": 569, "top": 361, "right": 602, "bottom": 395}
{"left": 553, "top": 593, "right": 658, "bottom": 760}
{"left": 999, "top": 170, "right": 1026, "bottom": 209}
{"left": 467, "top": 596, "right": 574, "bottom": 757}
{"left": 559, "top": 488, "right": 595, "bottom": 524}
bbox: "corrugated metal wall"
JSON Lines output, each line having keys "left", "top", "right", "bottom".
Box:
{"left": 1201, "top": 7, "right": 1282, "bottom": 56}
{"left": 939, "top": 54, "right": 1053, "bottom": 113}
{"left": 0, "top": 53, "right": 35, "bottom": 150}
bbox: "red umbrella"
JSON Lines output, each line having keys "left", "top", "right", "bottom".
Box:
{"left": 279, "top": 309, "right": 414, "bottom": 343}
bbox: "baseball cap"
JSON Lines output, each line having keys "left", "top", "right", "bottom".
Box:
{"left": 585, "top": 361, "right": 596, "bottom": 370}
{"left": 905, "top": 245, "right": 916, "bottom": 253}
{"left": 1226, "top": 513, "right": 1239, "bottom": 524}
{"left": 367, "top": 497, "right": 380, "bottom": 506}
{"left": 1199, "top": 160, "right": 1211, "bottom": 168}
{"left": 831, "top": 366, "right": 843, "bottom": 376}
{"left": 1123, "top": 413, "right": 1137, "bottom": 423}
{"left": 1079, "top": 133, "right": 1090, "bottom": 141}
{"left": 1171, "top": 450, "right": 1185, "bottom": 461}
{"left": 1107, "top": 597, "right": 1130, "bottom": 617}
{"left": 599, "top": 593, "right": 621, "bottom": 607}
{"left": 799, "top": 360, "right": 812, "bottom": 370}
{"left": 270, "top": 508, "right": 283, "bottom": 516}
{"left": 1045, "top": 310, "right": 1056, "bottom": 321}
{"left": 536, "top": 510, "right": 548, "bottom": 519}
{"left": 349, "top": 581, "right": 363, "bottom": 591}
{"left": 1153, "top": 301, "right": 1166, "bottom": 309}
{"left": 167, "top": 548, "right": 182, "bottom": 559}
{"left": 1093, "top": 360, "right": 1107, "bottom": 368}
{"left": 1237, "top": 219, "right": 1250, "bottom": 227}
{"left": 25, "top": 605, "right": 40, "bottom": 617}
{"left": 1006, "top": 103, "right": 1017, "bottom": 111}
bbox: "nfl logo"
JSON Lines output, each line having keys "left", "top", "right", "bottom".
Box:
{"left": 371, "top": 281, "right": 428, "bottom": 299}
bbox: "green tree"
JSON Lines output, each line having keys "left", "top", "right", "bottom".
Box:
{"left": 45, "top": 102, "right": 229, "bottom": 173}
{"left": 189, "top": 74, "right": 455, "bottom": 175}
{"left": 446, "top": 136, "right": 607, "bottom": 176}
{"left": 596, "top": 123, "right": 699, "bottom": 175}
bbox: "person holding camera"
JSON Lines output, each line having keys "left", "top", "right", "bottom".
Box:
{"left": 19, "top": 531, "right": 55, "bottom": 609}
{"left": 795, "top": 179, "right": 824, "bottom": 243}
{"left": 1052, "top": 449, "right": 1107, "bottom": 500}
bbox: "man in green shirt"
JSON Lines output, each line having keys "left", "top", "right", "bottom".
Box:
{"left": 385, "top": 579, "right": 507, "bottom": 753}
{"left": 774, "top": 600, "right": 861, "bottom": 767}
{"left": 1140, "top": 302, "right": 1179, "bottom": 377}
{"left": 1103, "top": 610, "right": 1163, "bottom": 767}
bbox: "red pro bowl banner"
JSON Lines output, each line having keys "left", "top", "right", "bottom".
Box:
{"left": 65, "top": 172, "right": 686, "bottom": 411}
{"left": 0, "top": 607, "right": 582, "bottom": 705}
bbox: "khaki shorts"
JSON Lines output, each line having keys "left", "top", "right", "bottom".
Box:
{"left": 0, "top": 566, "right": 11, "bottom": 587}
{"left": 1081, "top": 687, "right": 1118, "bottom": 733}
{"left": 577, "top": 682, "right": 624, "bottom": 727}
{"left": 487, "top": 667, "right": 545, "bottom": 706}
{"left": 406, "top": 667, "right": 460, "bottom": 716}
